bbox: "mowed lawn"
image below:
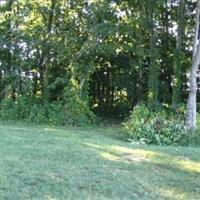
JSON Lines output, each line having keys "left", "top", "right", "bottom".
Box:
{"left": 0, "top": 123, "right": 200, "bottom": 200}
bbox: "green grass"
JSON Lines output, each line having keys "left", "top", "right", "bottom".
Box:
{"left": 0, "top": 122, "right": 200, "bottom": 200}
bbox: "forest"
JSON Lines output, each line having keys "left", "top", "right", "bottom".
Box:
{"left": 0, "top": 0, "right": 200, "bottom": 144}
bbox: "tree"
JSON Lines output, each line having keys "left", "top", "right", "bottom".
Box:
{"left": 173, "top": 0, "right": 185, "bottom": 106}
{"left": 186, "top": 0, "right": 200, "bottom": 131}
{"left": 147, "top": 0, "right": 159, "bottom": 105}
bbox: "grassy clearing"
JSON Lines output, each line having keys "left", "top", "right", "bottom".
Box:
{"left": 0, "top": 122, "right": 200, "bottom": 200}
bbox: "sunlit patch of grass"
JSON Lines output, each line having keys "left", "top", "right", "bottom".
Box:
{"left": 155, "top": 186, "right": 187, "bottom": 200}
{"left": 176, "top": 159, "right": 200, "bottom": 173}
{"left": 148, "top": 151, "right": 200, "bottom": 173}
{"left": 45, "top": 195, "right": 58, "bottom": 200}
{"left": 110, "top": 146, "right": 157, "bottom": 157}
{"left": 100, "top": 152, "right": 120, "bottom": 161}
{"left": 102, "top": 146, "right": 158, "bottom": 163}
{"left": 44, "top": 128, "right": 61, "bottom": 132}
{"left": 81, "top": 142, "right": 102, "bottom": 149}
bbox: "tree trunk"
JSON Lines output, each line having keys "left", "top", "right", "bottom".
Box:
{"left": 186, "top": 0, "right": 200, "bottom": 131}
{"left": 5, "top": 0, "right": 13, "bottom": 98}
{"left": 0, "top": 70, "right": 3, "bottom": 101}
{"left": 173, "top": 0, "right": 185, "bottom": 106}
{"left": 147, "top": 0, "right": 159, "bottom": 105}
{"left": 79, "top": 77, "right": 86, "bottom": 98}
{"left": 43, "top": 0, "right": 56, "bottom": 102}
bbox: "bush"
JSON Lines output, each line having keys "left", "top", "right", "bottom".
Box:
{"left": 123, "top": 104, "right": 200, "bottom": 146}
{"left": 0, "top": 98, "right": 16, "bottom": 120}
{"left": 0, "top": 95, "right": 96, "bottom": 126}
{"left": 62, "top": 80, "right": 96, "bottom": 126}
{"left": 28, "top": 104, "right": 48, "bottom": 124}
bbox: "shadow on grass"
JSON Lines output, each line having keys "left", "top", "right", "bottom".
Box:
{"left": 80, "top": 141, "right": 200, "bottom": 199}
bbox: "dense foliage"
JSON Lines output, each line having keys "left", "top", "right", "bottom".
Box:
{"left": 0, "top": 0, "right": 199, "bottom": 129}
{"left": 124, "top": 105, "right": 200, "bottom": 145}
{"left": 0, "top": 95, "right": 95, "bottom": 126}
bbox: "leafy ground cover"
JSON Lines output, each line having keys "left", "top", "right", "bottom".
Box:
{"left": 0, "top": 122, "right": 200, "bottom": 200}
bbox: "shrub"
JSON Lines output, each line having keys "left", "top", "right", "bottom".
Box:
{"left": 15, "top": 96, "right": 38, "bottom": 119}
{"left": 123, "top": 104, "right": 200, "bottom": 146}
{"left": 28, "top": 104, "right": 48, "bottom": 124}
{"left": 0, "top": 95, "right": 96, "bottom": 126}
{"left": 62, "top": 80, "right": 96, "bottom": 126}
{"left": 0, "top": 98, "right": 16, "bottom": 120}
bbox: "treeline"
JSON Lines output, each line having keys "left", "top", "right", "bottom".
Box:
{"left": 0, "top": 0, "right": 199, "bottom": 126}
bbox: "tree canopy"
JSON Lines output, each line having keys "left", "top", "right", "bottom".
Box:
{"left": 0, "top": 0, "right": 199, "bottom": 125}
